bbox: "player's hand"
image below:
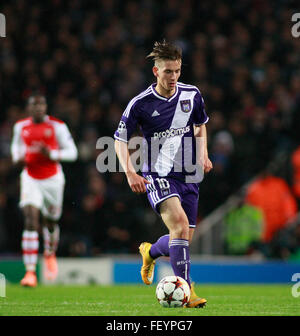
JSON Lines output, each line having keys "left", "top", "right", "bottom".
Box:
{"left": 15, "top": 158, "right": 26, "bottom": 168}
{"left": 126, "top": 172, "right": 151, "bottom": 194}
{"left": 37, "top": 143, "right": 51, "bottom": 158}
{"left": 203, "top": 157, "right": 213, "bottom": 173}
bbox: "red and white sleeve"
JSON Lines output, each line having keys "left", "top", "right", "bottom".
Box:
{"left": 50, "top": 122, "right": 78, "bottom": 162}
{"left": 10, "top": 122, "right": 26, "bottom": 163}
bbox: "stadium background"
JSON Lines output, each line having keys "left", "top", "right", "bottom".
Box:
{"left": 0, "top": 0, "right": 300, "bottom": 284}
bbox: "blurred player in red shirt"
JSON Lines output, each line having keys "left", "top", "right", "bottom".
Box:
{"left": 11, "top": 94, "right": 78, "bottom": 287}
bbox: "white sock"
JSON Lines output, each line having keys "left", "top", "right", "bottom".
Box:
{"left": 22, "top": 230, "right": 39, "bottom": 272}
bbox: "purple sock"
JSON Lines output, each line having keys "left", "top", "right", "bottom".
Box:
{"left": 169, "top": 239, "right": 191, "bottom": 287}
{"left": 149, "top": 234, "right": 170, "bottom": 259}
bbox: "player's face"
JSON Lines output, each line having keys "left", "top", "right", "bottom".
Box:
{"left": 27, "top": 96, "right": 47, "bottom": 123}
{"left": 153, "top": 59, "right": 181, "bottom": 95}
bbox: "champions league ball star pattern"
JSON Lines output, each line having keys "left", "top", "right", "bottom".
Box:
{"left": 156, "top": 275, "right": 191, "bottom": 308}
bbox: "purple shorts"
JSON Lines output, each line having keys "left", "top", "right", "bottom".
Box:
{"left": 145, "top": 175, "right": 200, "bottom": 228}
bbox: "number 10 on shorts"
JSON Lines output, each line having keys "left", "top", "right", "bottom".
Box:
{"left": 156, "top": 178, "right": 171, "bottom": 196}
{"left": 156, "top": 178, "right": 170, "bottom": 190}
{"left": 0, "top": 273, "right": 5, "bottom": 297}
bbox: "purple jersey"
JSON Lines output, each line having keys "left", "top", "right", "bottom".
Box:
{"left": 114, "top": 82, "right": 208, "bottom": 181}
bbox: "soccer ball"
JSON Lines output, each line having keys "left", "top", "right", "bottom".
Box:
{"left": 156, "top": 275, "right": 191, "bottom": 308}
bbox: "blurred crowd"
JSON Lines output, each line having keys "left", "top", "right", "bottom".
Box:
{"left": 0, "top": 0, "right": 300, "bottom": 257}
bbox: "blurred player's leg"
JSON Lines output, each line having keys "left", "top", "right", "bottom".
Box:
{"left": 43, "top": 220, "right": 59, "bottom": 280}
{"left": 21, "top": 230, "right": 39, "bottom": 287}
{"left": 40, "top": 172, "right": 64, "bottom": 281}
{"left": 20, "top": 206, "right": 39, "bottom": 287}
{"left": 43, "top": 222, "right": 59, "bottom": 256}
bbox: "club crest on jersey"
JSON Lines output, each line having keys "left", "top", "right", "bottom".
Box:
{"left": 23, "top": 130, "right": 29, "bottom": 137}
{"left": 44, "top": 128, "right": 52, "bottom": 138}
{"left": 180, "top": 100, "right": 192, "bottom": 113}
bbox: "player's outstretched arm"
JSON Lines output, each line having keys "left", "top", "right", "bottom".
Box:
{"left": 114, "top": 139, "right": 150, "bottom": 194}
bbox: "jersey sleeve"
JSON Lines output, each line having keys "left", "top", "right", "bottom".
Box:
{"left": 114, "top": 100, "right": 138, "bottom": 143}
{"left": 193, "top": 91, "right": 209, "bottom": 126}
{"left": 10, "top": 122, "right": 26, "bottom": 163}
{"left": 50, "top": 123, "right": 78, "bottom": 162}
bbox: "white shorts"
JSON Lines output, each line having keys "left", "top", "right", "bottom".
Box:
{"left": 19, "top": 169, "right": 65, "bottom": 221}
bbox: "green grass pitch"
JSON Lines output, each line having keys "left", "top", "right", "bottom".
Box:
{"left": 0, "top": 284, "right": 299, "bottom": 316}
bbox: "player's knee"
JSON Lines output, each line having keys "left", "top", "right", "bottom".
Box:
{"left": 170, "top": 215, "right": 189, "bottom": 239}
{"left": 24, "top": 217, "right": 39, "bottom": 231}
{"left": 172, "top": 211, "right": 187, "bottom": 225}
{"left": 171, "top": 225, "right": 189, "bottom": 239}
{"left": 24, "top": 213, "right": 39, "bottom": 231}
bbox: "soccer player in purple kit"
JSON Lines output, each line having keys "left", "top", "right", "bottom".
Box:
{"left": 114, "top": 40, "right": 213, "bottom": 308}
